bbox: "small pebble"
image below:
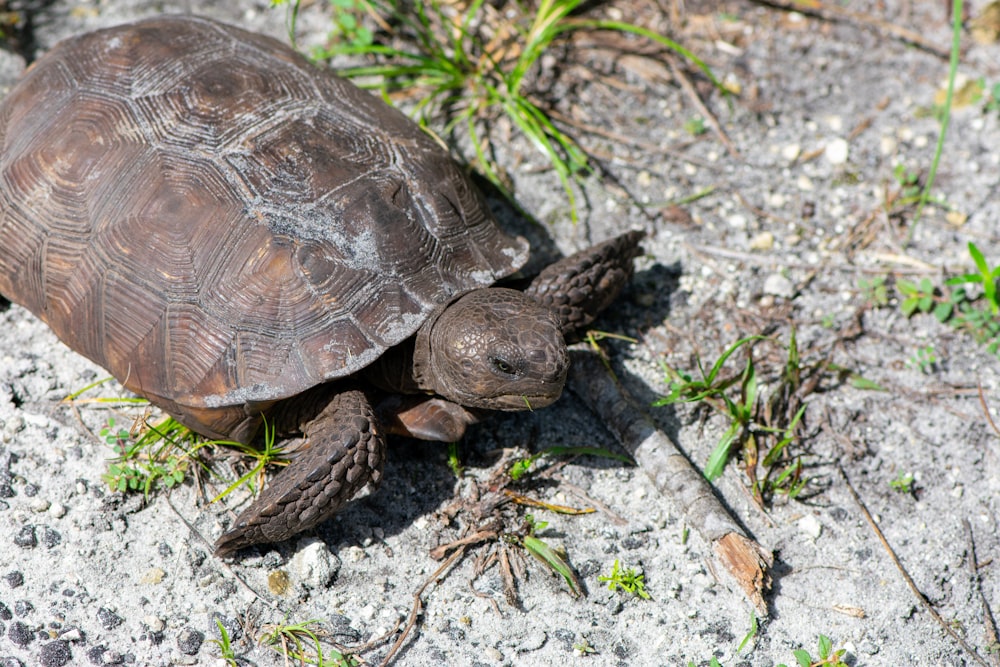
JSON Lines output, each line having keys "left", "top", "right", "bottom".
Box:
{"left": 946, "top": 210, "right": 968, "bottom": 226}
{"left": 210, "top": 614, "right": 242, "bottom": 642}
{"left": 798, "top": 514, "right": 823, "bottom": 539}
{"left": 97, "top": 608, "right": 124, "bottom": 630}
{"left": 749, "top": 232, "right": 774, "bottom": 251}
{"left": 267, "top": 570, "right": 291, "bottom": 595}
{"left": 144, "top": 616, "right": 165, "bottom": 633}
{"left": 38, "top": 640, "right": 72, "bottom": 667}
{"left": 41, "top": 527, "right": 61, "bottom": 549}
{"left": 13, "top": 600, "right": 32, "bottom": 616}
{"left": 763, "top": 274, "right": 795, "bottom": 298}
{"left": 291, "top": 538, "right": 339, "bottom": 589}
{"left": 8, "top": 620, "right": 33, "bottom": 646}
{"left": 140, "top": 567, "right": 165, "bottom": 584}
{"left": 14, "top": 525, "right": 36, "bottom": 548}
{"left": 49, "top": 503, "right": 67, "bottom": 519}
{"left": 726, "top": 213, "right": 748, "bottom": 229}
{"left": 343, "top": 545, "right": 366, "bottom": 563}
{"left": 781, "top": 143, "right": 801, "bottom": 161}
{"left": 358, "top": 604, "right": 376, "bottom": 621}
{"left": 29, "top": 499, "right": 51, "bottom": 513}
{"left": 176, "top": 627, "right": 204, "bottom": 655}
{"left": 58, "top": 628, "right": 81, "bottom": 642}
{"left": 483, "top": 647, "right": 504, "bottom": 662}
{"left": 824, "top": 138, "right": 849, "bottom": 165}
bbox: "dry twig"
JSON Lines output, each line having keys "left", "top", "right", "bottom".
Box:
{"left": 667, "top": 58, "right": 740, "bottom": 159}
{"left": 567, "top": 347, "right": 772, "bottom": 615}
{"left": 379, "top": 546, "right": 467, "bottom": 667}
{"left": 964, "top": 518, "right": 1000, "bottom": 667}
{"left": 840, "top": 467, "right": 990, "bottom": 667}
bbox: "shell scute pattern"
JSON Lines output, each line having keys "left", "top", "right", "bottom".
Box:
{"left": 0, "top": 16, "right": 529, "bottom": 437}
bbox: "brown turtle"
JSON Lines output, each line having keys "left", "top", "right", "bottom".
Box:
{"left": 0, "top": 16, "right": 643, "bottom": 556}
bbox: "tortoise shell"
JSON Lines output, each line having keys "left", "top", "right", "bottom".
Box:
{"left": 0, "top": 16, "right": 528, "bottom": 437}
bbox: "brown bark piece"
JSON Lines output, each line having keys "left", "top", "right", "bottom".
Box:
{"left": 567, "top": 348, "right": 772, "bottom": 616}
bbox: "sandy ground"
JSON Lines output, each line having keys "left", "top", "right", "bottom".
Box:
{"left": 1, "top": 1, "right": 999, "bottom": 665}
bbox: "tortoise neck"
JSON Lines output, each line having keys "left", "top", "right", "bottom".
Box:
{"left": 410, "top": 291, "right": 470, "bottom": 393}
{"left": 362, "top": 337, "right": 424, "bottom": 394}
{"left": 363, "top": 292, "right": 469, "bottom": 395}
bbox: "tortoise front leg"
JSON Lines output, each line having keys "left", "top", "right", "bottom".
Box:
{"left": 375, "top": 394, "right": 480, "bottom": 442}
{"left": 214, "top": 389, "right": 385, "bottom": 556}
{"left": 525, "top": 230, "right": 644, "bottom": 336}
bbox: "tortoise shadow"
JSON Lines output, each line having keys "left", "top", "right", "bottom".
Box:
{"left": 312, "top": 257, "right": 687, "bottom": 553}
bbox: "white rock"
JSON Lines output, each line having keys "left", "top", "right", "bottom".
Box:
{"left": 727, "top": 213, "right": 748, "bottom": 229}
{"left": 144, "top": 615, "right": 166, "bottom": 632}
{"left": 291, "top": 537, "right": 340, "bottom": 589}
{"left": 749, "top": 232, "right": 775, "bottom": 251}
{"left": 781, "top": 143, "right": 801, "bottom": 161}
{"left": 798, "top": 514, "right": 823, "bottom": 539}
{"left": 824, "top": 138, "right": 849, "bottom": 165}
{"left": 343, "top": 545, "right": 367, "bottom": 563}
{"left": 763, "top": 274, "right": 795, "bottom": 298}
{"left": 30, "top": 498, "right": 51, "bottom": 513}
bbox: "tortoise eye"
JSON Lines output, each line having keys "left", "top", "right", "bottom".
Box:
{"left": 490, "top": 356, "right": 517, "bottom": 376}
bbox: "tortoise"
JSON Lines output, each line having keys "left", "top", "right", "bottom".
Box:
{"left": 0, "top": 15, "right": 643, "bottom": 556}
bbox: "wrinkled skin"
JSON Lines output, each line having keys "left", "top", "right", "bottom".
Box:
{"left": 418, "top": 288, "right": 569, "bottom": 410}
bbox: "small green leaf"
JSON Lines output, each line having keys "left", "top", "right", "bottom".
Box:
{"left": 848, "top": 374, "right": 887, "bottom": 390}
{"left": 522, "top": 535, "right": 580, "bottom": 596}
{"left": 818, "top": 634, "right": 833, "bottom": 659}
{"left": 969, "top": 242, "right": 989, "bottom": 275}
{"left": 933, "top": 301, "right": 953, "bottom": 322}
{"left": 793, "top": 649, "right": 812, "bottom": 667}
{"left": 901, "top": 296, "right": 920, "bottom": 316}
{"left": 704, "top": 424, "right": 739, "bottom": 480}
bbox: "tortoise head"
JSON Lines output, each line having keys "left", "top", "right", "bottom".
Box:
{"left": 415, "top": 288, "right": 568, "bottom": 411}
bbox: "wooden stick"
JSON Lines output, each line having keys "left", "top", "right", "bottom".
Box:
{"left": 667, "top": 58, "right": 741, "bottom": 160}
{"left": 964, "top": 519, "right": 1000, "bottom": 667}
{"left": 567, "top": 347, "right": 772, "bottom": 615}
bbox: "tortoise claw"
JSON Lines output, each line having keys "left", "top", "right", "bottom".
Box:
{"left": 214, "top": 390, "right": 385, "bottom": 556}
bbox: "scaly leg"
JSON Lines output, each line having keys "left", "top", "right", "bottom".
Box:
{"left": 214, "top": 389, "right": 385, "bottom": 556}
{"left": 524, "top": 230, "right": 645, "bottom": 336}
